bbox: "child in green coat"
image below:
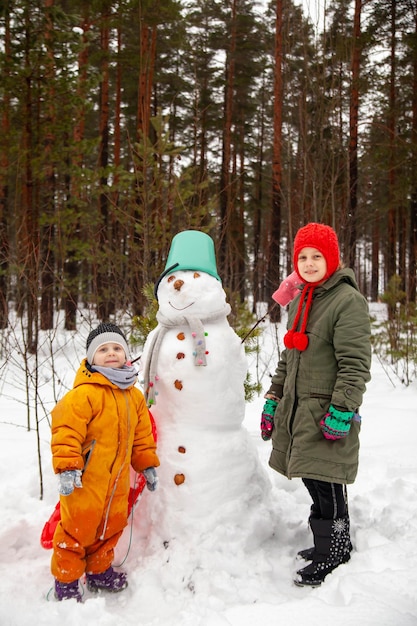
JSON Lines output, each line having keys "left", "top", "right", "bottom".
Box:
{"left": 261, "top": 223, "right": 371, "bottom": 587}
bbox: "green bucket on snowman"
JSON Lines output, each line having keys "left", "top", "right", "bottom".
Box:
{"left": 154, "top": 230, "right": 221, "bottom": 298}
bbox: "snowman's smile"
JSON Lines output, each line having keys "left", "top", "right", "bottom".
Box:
{"left": 169, "top": 301, "right": 195, "bottom": 311}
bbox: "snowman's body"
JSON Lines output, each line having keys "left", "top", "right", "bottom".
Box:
{"left": 140, "top": 269, "right": 269, "bottom": 541}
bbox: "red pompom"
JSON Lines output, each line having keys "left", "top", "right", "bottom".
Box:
{"left": 284, "top": 330, "right": 295, "bottom": 349}
{"left": 293, "top": 332, "right": 309, "bottom": 351}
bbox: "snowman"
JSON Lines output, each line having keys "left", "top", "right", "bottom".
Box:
{"left": 140, "top": 230, "right": 270, "bottom": 546}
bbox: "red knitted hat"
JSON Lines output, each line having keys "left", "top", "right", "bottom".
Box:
{"left": 284, "top": 223, "right": 340, "bottom": 352}
{"left": 293, "top": 222, "right": 340, "bottom": 282}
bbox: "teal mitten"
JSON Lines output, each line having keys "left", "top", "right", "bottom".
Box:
{"left": 320, "top": 405, "right": 354, "bottom": 440}
{"left": 261, "top": 399, "right": 278, "bottom": 441}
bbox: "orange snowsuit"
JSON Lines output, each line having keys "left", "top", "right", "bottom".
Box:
{"left": 51, "top": 359, "right": 159, "bottom": 582}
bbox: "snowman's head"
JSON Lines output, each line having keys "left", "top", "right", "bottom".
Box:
{"left": 157, "top": 269, "right": 229, "bottom": 320}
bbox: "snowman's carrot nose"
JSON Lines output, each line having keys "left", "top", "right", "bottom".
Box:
{"left": 174, "top": 279, "right": 184, "bottom": 291}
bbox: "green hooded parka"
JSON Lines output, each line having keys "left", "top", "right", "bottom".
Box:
{"left": 268, "top": 268, "right": 372, "bottom": 485}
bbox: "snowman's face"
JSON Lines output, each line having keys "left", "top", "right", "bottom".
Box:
{"left": 157, "top": 270, "right": 228, "bottom": 319}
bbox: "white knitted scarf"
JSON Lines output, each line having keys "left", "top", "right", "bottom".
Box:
{"left": 143, "top": 304, "right": 231, "bottom": 406}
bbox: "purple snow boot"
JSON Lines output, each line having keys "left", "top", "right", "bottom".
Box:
{"left": 54, "top": 578, "right": 82, "bottom": 602}
{"left": 86, "top": 566, "right": 128, "bottom": 593}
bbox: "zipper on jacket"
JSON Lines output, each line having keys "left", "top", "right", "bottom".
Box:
{"left": 100, "top": 390, "right": 132, "bottom": 540}
{"left": 286, "top": 399, "right": 298, "bottom": 480}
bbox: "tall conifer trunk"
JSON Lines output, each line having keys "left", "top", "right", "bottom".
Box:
{"left": 267, "top": 0, "right": 283, "bottom": 324}
{"left": 20, "top": 4, "right": 39, "bottom": 352}
{"left": 387, "top": 0, "right": 397, "bottom": 294}
{"left": 348, "top": 0, "right": 362, "bottom": 272}
{"left": 219, "top": 0, "right": 237, "bottom": 285}
{"left": 0, "top": 2, "right": 10, "bottom": 329}
{"left": 40, "top": 0, "right": 56, "bottom": 331}
{"left": 64, "top": 10, "right": 90, "bottom": 330}
{"left": 408, "top": 7, "right": 417, "bottom": 306}
{"left": 97, "top": 9, "right": 112, "bottom": 320}
{"left": 134, "top": 15, "right": 157, "bottom": 314}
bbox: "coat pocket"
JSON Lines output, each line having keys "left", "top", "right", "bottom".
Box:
{"left": 82, "top": 439, "right": 96, "bottom": 473}
{"left": 309, "top": 392, "right": 332, "bottom": 412}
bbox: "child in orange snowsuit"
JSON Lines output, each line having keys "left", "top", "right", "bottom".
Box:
{"left": 51, "top": 323, "right": 159, "bottom": 601}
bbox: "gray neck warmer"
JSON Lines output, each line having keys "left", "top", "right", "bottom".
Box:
{"left": 143, "top": 304, "right": 231, "bottom": 406}
{"left": 92, "top": 363, "right": 138, "bottom": 389}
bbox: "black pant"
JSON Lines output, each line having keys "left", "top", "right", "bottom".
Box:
{"left": 302, "top": 478, "right": 348, "bottom": 520}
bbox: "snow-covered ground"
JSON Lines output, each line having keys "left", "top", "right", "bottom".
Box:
{"left": 0, "top": 303, "right": 416, "bottom": 626}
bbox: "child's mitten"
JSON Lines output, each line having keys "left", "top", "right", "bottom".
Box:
{"left": 59, "top": 469, "right": 83, "bottom": 496}
{"left": 143, "top": 467, "right": 159, "bottom": 491}
{"left": 320, "top": 405, "right": 354, "bottom": 440}
{"left": 261, "top": 398, "right": 278, "bottom": 441}
{"left": 272, "top": 271, "right": 301, "bottom": 306}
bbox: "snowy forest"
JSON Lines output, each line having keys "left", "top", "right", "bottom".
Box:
{"left": 0, "top": 0, "right": 416, "bottom": 336}
{"left": 1, "top": 3, "right": 417, "bottom": 623}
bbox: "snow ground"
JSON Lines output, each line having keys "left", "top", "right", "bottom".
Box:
{"left": 0, "top": 303, "right": 416, "bottom": 626}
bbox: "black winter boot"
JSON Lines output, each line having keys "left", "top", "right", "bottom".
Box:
{"left": 296, "top": 507, "right": 320, "bottom": 562}
{"left": 296, "top": 546, "right": 315, "bottom": 561}
{"left": 294, "top": 516, "right": 352, "bottom": 587}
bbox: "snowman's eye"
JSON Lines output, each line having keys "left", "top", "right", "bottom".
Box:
{"left": 167, "top": 275, "right": 175, "bottom": 283}
{"left": 193, "top": 272, "right": 200, "bottom": 278}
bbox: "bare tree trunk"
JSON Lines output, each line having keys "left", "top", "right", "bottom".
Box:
{"left": 97, "top": 8, "right": 112, "bottom": 320}
{"left": 137, "top": 22, "right": 156, "bottom": 143}
{"left": 219, "top": 0, "right": 237, "bottom": 284}
{"left": 0, "top": 3, "right": 11, "bottom": 329}
{"left": 252, "top": 83, "right": 265, "bottom": 310}
{"left": 111, "top": 13, "right": 124, "bottom": 311}
{"left": 114, "top": 10, "right": 122, "bottom": 179}
{"left": 371, "top": 216, "right": 380, "bottom": 302}
{"left": 408, "top": 2, "right": 417, "bottom": 307}
{"left": 40, "top": 0, "right": 56, "bottom": 331}
{"left": 64, "top": 10, "right": 91, "bottom": 330}
{"left": 387, "top": 0, "right": 397, "bottom": 299}
{"left": 134, "top": 15, "right": 157, "bottom": 314}
{"left": 20, "top": 5, "right": 39, "bottom": 353}
{"left": 237, "top": 139, "right": 245, "bottom": 300}
{"left": 348, "top": 0, "right": 362, "bottom": 272}
{"left": 267, "top": 0, "right": 283, "bottom": 324}
{"left": 399, "top": 204, "right": 406, "bottom": 292}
